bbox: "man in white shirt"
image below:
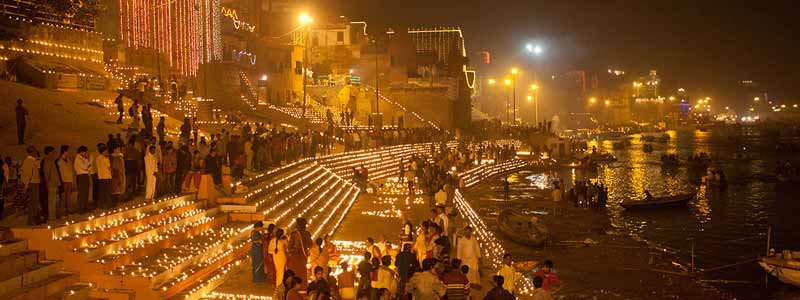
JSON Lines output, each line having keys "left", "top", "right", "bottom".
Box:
{"left": 20, "top": 146, "right": 41, "bottom": 225}
{"left": 456, "top": 226, "right": 481, "bottom": 286}
{"left": 497, "top": 253, "right": 517, "bottom": 294}
{"left": 144, "top": 145, "right": 159, "bottom": 200}
{"left": 435, "top": 186, "right": 447, "bottom": 207}
{"left": 436, "top": 206, "right": 449, "bottom": 236}
{"left": 73, "top": 145, "right": 92, "bottom": 213}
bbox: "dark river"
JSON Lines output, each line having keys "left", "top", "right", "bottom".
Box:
{"left": 485, "top": 128, "right": 800, "bottom": 299}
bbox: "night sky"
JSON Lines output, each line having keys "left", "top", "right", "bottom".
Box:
{"left": 327, "top": 0, "right": 800, "bottom": 107}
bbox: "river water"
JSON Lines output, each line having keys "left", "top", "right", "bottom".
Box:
{"left": 482, "top": 128, "right": 800, "bottom": 299}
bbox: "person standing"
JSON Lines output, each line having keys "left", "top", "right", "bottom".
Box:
{"left": 405, "top": 258, "right": 446, "bottom": 300}
{"left": 110, "top": 146, "right": 126, "bottom": 204}
{"left": 497, "top": 254, "right": 517, "bottom": 295}
{"left": 251, "top": 221, "right": 267, "bottom": 283}
{"left": 156, "top": 116, "right": 166, "bottom": 143}
{"left": 162, "top": 145, "right": 177, "bottom": 194}
{"left": 124, "top": 136, "right": 142, "bottom": 200}
{"left": 41, "top": 146, "right": 60, "bottom": 221}
{"left": 176, "top": 145, "right": 191, "bottom": 193}
{"left": 307, "top": 266, "right": 331, "bottom": 300}
{"left": 15, "top": 98, "right": 28, "bottom": 145}
{"left": 457, "top": 226, "right": 482, "bottom": 287}
{"left": 287, "top": 218, "right": 313, "bottom": 284}
{"left": 57, "top": 146, "right": 74, "bottom": 215}
{"left": 395, "top": 243, "right": 415, "bottom": 295}
{"left": 95, "top": 144, "right": 112, "bottom": 209}
{"left": 144, "top": 145, "right": 158, "bottom": 200}
{"left": 269, "top": 228, "right": 288, "bottom": 287}
{"left": 20, "top": 146, "right": 41, "bottom": 224}
{"left": 73, "top": 146, "right": 92, "bottom": 213}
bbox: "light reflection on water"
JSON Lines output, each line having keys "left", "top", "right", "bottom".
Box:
{"left": 489, "top": 129, "right": 800, "bottom": 297}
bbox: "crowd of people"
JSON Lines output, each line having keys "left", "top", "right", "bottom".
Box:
{"left": 562, "top": 179, "right": 608, "bottom": 210}
{"left": 339, "top": 127, "right": 446, "bottom": 152}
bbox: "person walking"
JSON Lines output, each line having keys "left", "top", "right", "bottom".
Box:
{"left": 20, "top": 146, "right": 41, "bottom": 224}
{"left": 15, "top": 98, "right": 28, "bottom": 145}
{"left": 144, "top": 145, "right": 158, "bottom": 200}
{"left": 95, "top": 144, "right": 112, "bottom": 209}
{"left": 73, "top": 146, "right": 92, "bottom": 213}
{"left": 115, "top": 93, "right": 125, "bottom": 124}
{"left": 57, "top": 146, "right": 75, "bottom": 215}
{"left": 457, "top": 226, "right": 482, "bottom": 287}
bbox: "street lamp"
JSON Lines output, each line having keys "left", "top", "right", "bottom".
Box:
{"left": 299, "top": 12, "right": 313, "bottom": 120}
{"left": 530, "top": 84, "right": 539, "bottom": 125}
{"left": 504, "top": 78, "right": 512, "bottom": 123}
{"left": 509, "top": 68, "right": 519, "bottom": 124}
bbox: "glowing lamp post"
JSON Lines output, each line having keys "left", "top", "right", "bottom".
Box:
{"left": 299, "top": 13, "right": 313, "bottom": 121}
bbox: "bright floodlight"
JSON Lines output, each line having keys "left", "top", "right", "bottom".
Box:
{"left": 299, "top": 13, "right": 313, "bottom": 25}
{"left": 504, "top": 79, "right": 512, "bottom": 86}
{"left": 511, "top": 68, "right": 519, "bottom": 75}
{"left": 533, "top": 45, "right": 543, "bottom": 54}
{"left": 530, "top": 84, "right": 538, "bottom": 90}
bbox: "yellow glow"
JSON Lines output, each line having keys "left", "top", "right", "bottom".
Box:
{"left": 488, "top": 78, "right": 496, "bottom": 85}
{"left": 669, "top": 96, "right": 675, "bottom": 101}
{"left": 589, "top": 97, "right": 597, "bottom": 104}
{"left": 754, "top": 97, "right": 760, "bottom": 101}
{"left": 504, "top": 79, "right": 512, "bottom": 86}
{"left": 511, "top": 68, "right": 519, "bottom": 75}
{"left": 299, "top": 13, "right": 314, "bottom": 25}
{"left": 604, "top": 99, "right": 610, "bottom": 106}
{"left": 530, "top": 84, "right": 538, "bottom": 90}
{"left": 527, "top": 95, "right": 533, "bottom": 101}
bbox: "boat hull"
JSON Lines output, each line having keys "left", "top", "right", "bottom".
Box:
{"left": 621, "top": 194, "right": 695, "bottom": 209}
{"left": 760, "top": 260, "right": 800, "bottom": 288}
{"left": 496, "top": 209, "right": 549, "bottom": 247}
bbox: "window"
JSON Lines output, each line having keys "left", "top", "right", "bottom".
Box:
{"left": 337, "top": 31, "right": 344, "bottom": 43}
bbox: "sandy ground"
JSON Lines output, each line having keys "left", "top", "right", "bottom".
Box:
{"left": 465, "top": 179, "right": 732, "bottom": 300}
{"left": 0, "top": 81, "right": 192, "bottom": 159}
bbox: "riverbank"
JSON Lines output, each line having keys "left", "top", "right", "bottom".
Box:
{"left": 465, "top": 178, "right": 729, "bottom": 300}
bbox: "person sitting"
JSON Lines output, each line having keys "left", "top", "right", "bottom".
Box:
{"left": 483, "top": 275, "right": 515, "bottom": 300}
{"left": 644, "top": 190, "right": 653, "bottom": 201}
{"left": 529, "top": 276, "right": 552, "bottom": 300}
{"left": 533, "top": 260, "right": 561, "bottom": 292}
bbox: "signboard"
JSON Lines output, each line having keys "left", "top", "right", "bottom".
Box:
{"left": 350, "top": 75, "right": 361, "bottom": 85}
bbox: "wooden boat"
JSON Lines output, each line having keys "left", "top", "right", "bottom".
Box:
{"left": 760, "top": 254, "right": 800, "bottom": 288}
{"left": 621, "top": 193, "right": 695, "bottom": 209}
{"left": 496, "top": 209, "right": 549, "bottom": 247}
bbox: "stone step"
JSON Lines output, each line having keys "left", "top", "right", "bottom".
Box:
{"left": 91, "top": 213, "right": 228, "bottom": 271}
{"left": 0, "top": 250, "right": 40, "bottom": 277}
{"left": 51, "top": 194, "right": 196, "bottom": 244}
{"left": 45, "top": 283, "right": 93, "bottom": 300}
{"left": 55, "top": 199, "right": 204, "bottom": 250}
{"left": 78, "top": 207, "right": 217, "bottom": 261}
{"left": 0, "top": 260, "right": 64, "bottom": 293}
{"left": 0, "top": 240, "right": 28, "bottom": 257}
{"left": 312, "top": 184, "right": 360, "bottom": 238}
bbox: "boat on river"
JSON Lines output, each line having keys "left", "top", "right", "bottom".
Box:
{"left": 620, "top": 193, "right": 695, "bottom": 209}
{"left": 496, "top": 209, "right": 549, "bottom": 247}
{"left": 760, "top": 252, "right": 800, "bottom": 288}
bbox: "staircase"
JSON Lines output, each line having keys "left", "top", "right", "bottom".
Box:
{"left": 237, "top": 71, "right": 257, "bottom": 111}
{"left": 0, "top": 239, "right": 92, "bottom": 300}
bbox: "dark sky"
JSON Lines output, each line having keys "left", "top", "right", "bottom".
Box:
{"left": 329, "top": 0, "right": 800, "bottom": 106}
